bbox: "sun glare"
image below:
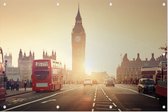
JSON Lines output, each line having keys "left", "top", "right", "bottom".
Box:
{"left": 85, "top": 61, "right": 93, "bottom": 75}
{"left": 3, "top": 2, "right": 7, "bottom": 6}
{"left": 56, "top": 2, "right": 60, "bottom": 6}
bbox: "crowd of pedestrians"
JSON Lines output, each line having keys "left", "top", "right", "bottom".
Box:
{"left": 6, "top": 79, "right": 32, "bottom": 91}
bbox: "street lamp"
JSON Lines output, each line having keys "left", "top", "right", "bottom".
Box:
{"left": 161, "top": 63, "right": 164, "bottom": 81}
{"left": 4, "top": 60, "right": 7, "bottom": 89}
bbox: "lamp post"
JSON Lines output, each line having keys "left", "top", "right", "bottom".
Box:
{"left": 4, "top": 60, "right": 7, "bottom": 89}
{"left": 159, "top": 46, "right": 167, "bottom": 81}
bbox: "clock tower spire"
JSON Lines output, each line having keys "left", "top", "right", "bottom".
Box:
{"left": 71, "top": 6, "right": 86, "bottom": 82}
{"left": 76, "top": 4, "right": 82, "bottom": 23}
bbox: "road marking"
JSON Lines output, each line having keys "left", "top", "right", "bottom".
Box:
{"left": 100, "top": 86, "right": 121, "bottom": 111}
{"left": 108, "top": 98, "right": 112, "bottom": 101}
{"left": 5, "top": 87, "right": 79, "bottom": 111}
{"left": 113, "top": 102, "right": 117, "bottom": 107}
{"left": 93, "top": 86, "right": 97, "bottom": 102}
{"left": 100, "top": 87, "right": 106, "bottom": 95}
{"left": 41, "top": 99, "right": 56, "bottom": 103}
{"left": 118, "top": 108, "right": 122, "bottom": 112}
{"left": 92, "top": 108, "right": 94, "bottom": 112}
{"left": 93, "top": 98, "right": 96, "bottom": 101}
{"left": 100, "top": 87, "right": 112, "bottom": 102}
{"left": 140, "top": 93, "right": 156, "bottom": 99}
{"left": 92, "top": 86, "right": 98, "bottom": 111}
{"left": 92, "top": 103, "right": 95, "bottom": 107}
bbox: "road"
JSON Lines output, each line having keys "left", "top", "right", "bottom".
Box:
{"left": 3, "top": 84, "right": 165, "bottom": 111}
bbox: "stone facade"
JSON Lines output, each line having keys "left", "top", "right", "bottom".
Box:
{"left": 6, "top": 67, "right": 19, "bottom": 81}
{"left": 71, "top": 7, "right": 86, "bottom": 81}
{"left": 43, "top": 51, "right": 56, "bottom": 60}
{"left": 18, "top": 49, "right": 34, "bottom": 81}
{"left": 116, "top": 53, "right": 167, "bottom": 83}
{"left": 4, "top": 54, "right": 20, "bottom": 81}
{"left": 4, "top": 53, "right": 12, "bottom": 67}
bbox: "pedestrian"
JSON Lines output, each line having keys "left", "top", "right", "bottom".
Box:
{"left": 11, "top": 79, "right": 14, "bottom": 91}
{"left": 30, "top": 80, "right": 32, "bottom": 87}
{"left": 7, "top": 80, "right": 10, "bottom": 90}
{"left": 14, "top": 81, "right": 17, "bottom": 90}
{"left": 24, "top": 80, "right": 27, "bottom": 91}
{"left": 16, "top": 79, "right": 19, "bottom": 91}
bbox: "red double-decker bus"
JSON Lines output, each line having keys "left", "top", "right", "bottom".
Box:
{"left": 0, "top": 47, "right": 5, "bottom": 102}
{"left": 32, "top": 59, "right": 63, "bottom": 92}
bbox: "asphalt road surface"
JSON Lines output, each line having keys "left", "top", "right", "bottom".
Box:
{"left": 2, "top": 84, "right": 165, "bottom": 111}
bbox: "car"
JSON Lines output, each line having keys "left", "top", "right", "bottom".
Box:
{"left": 92, "top": 80, "right": 98, "bottom": 84}
{"left": 105, "top": 79, "right": 115, "bottom": 87}
{"left": 83, "top": 79, "right": 93, "bottom": 86}
{"left": 138, "top": 78, "right": 155, "bottom": 93}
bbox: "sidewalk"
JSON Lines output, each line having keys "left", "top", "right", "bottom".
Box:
{"left": 6, "top": 88, "right": 32, "bottom": 97}
{"left": 6, "top": 84, "right": 78, "bottom": 97}
{"left": 117, "top": 84, "right": 138, "bottom": 91}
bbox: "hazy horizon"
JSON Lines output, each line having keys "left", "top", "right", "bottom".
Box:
{"left": 0, "top": 0, "right": 167, "bottom": 76}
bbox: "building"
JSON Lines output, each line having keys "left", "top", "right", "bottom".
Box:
{"left": 116, "top": 53, "right": 167, "bottom": 83}
{"left": 64, "top": 70, "right": 73, "bottom": 84}
{"left": 4, "top": 53, "right": 20, "bottom": 81}
{"left": 4, "top": 53, "right": 12, "bottom": 67}
{"left": 6, "top": 67, "right": 20, "bottom": 81}
{"left": 43, "top": 51, "right": 56, "bottom": 60}
{"left": 71, "top": 7, "right": 86, "bottom": 81}
{"left": 18, "top": 49, "right": 34, "bottom": 81}
{"left": 62, "top": 64, "right": 72, "bottom": 84}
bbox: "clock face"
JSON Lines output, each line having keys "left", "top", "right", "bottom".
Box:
{"left": 75, "top": 36, "right": 81, "bottom": 42}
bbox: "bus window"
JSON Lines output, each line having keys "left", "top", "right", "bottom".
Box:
{"left": 35, "top": 61, "right": 48, "bottom": 67}
{"left": 34, "top": 71, "right": 49, "bottom": 80}
{"left": 52, "top": 69, "right": 62, "bottom": 75}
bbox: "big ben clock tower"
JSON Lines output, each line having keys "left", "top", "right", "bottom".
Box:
{"left": 71, "top": 7, "right": 86, "bottom": 81}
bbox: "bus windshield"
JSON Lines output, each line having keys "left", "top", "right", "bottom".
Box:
{"left": 143, "top": 79, "right": 154, "bottom": 85}
{"left": 34, "top": 71, "right": 49, "bottom": 80}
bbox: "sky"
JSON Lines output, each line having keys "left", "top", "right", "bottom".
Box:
{"left": 0, "top": 0, "right": 167, "bottom": 76}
